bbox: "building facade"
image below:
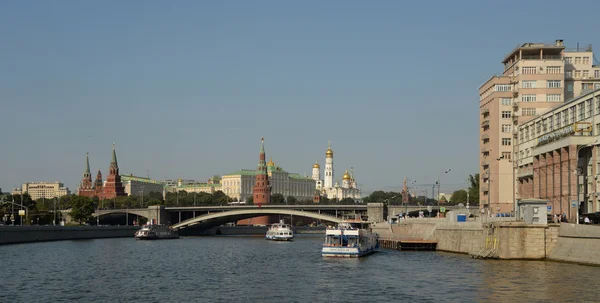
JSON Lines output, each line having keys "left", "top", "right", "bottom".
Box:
{"left": 517, "top": 88, "right": 600, "bottom": 221}
{"left": 479, "top": 40, "right": 600, "bottom": 215}
{"left": 165, "top": 177, "right": 222, "bottom": 195}
{"left": 121, "top": 174, "right": 165, "bottom": 196}
{"left": 312, "top": 142, "right": 361, "bottom": 200}
{"left": 13, "top": 182, "right": 70, "bottom": 200}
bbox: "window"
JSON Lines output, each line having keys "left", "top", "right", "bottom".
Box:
{"left": 567, "top": 83, "right": 574, "bottom": 92}
{"left": 587, "top": 99, "right": 593, "bottom": 117}
{"left": 556, "top": 112, "right": 561, "bottom": 128}
{"left": 522, "top": 94, "right": 536, "bottom": 102}
{"left": 547, "top": 80, "right": 561, "bottom": 88}
{"left": 522, "top": 108, "right": 536, "bottom": 116}
{"left": 536, "top": 122, "right": 541, "bottom": 133}
{"left": 494, "top": 84, "right": 512, "bottom": 92}
{"left": 565, "top": 71, "right": 573, "bottom": 78}
{"left": 575, "top": 57, "right": 582, "bottom": 64}
{"left": 502, "top": 124, "right": 512, "bottom": 132}
{"left": 502, "top": 138, "right": 512, "bottom": 146}
{"left": 546, "top": 94, "right": 561, "bottom": 102}
{"left": 502, "top": 111, "right": 512, "bottom": 118}
{"left": 569, "top": 107, "right": 575, "bottom": 123}
{"left": 522, "top": 80, "right": 537, "bottom": 88}
{"left": 547, "top": 66, "right": 561, "bottom": 74}
{"left": 565, "top": 57, "right": 572, "bottom": 63}
{"left": 595, "top": 83, "right": 600, "bottom": 90}
{"left": 583, "top": 70, "right": 590, "bottom": 78}
{"left": 542, "top": 119, "right": 547, "bottom": 131}
{"left": 575, "top": 70, "right": 581, "bottom": 78}
{"left": 597, "top": 123, "right": 600, "bottom": 136}
{"left": 502, "top": 152, "right": 512, "bottom": 160}
{"left": 595, "top": 70, "right": 600, "bottom": 78}
{"left": 562, "top": 109, "right": 568, "bottom": 125}
{"left": 583, "top": 83, "right": 594, "bottom": 90}
{"left": 525, "top": 126, "right": 530, "bottom": 140}
{"left": 578, "top": 104, "right": 584, "bottom": 120}
{"left": 522, "top": 67, "right": 537, "bottom": 74}
{"left": 501, "top": 98, "right": 512, "bottom": 105}
{"left": 584, "top": 57, "right": 590, "bottom": 64}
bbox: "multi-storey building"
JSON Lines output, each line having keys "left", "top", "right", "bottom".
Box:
{"left": 13, "top": 182, "right": 70, "bottom": 200}
{"left": 120, "top": 174, "right": 165, "bottom": 197}
{"left": 479, "top": 40, "right": 600, "bottom": 215}
{"left": 517, "top": 88, "right": 600, "bottom": 221}
{"left": 164, "top": 177, "right": 222, "bottom": 195}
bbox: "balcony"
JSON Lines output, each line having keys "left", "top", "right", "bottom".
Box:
{"left": 513, "top": 129, "right": 519, "bottom": 138}
{"left": 481, "top": 133, "right": 489, "bottom": 140}
{"left": 481, "top": 160, "right": 489, "bottom": 167}
{"left": 512, "top": 114, "right": 519, "bottom": 123}
{"left": 481, "top": 108, "right": 489, "bottom": 115}
{"left": 512, "top": 100, "right": 519, "bottom": 110}
{"left": 482, "top": 184, "right": 489, "bottom": 192}
{"left": 517, "top": 167, "right": 534, "bottom": 179}
{"left": 482, "top": 170, "right": 490, "bottom": 180}
{"left": 481, "top": 120, "right": 490, "bottom": 128}
{"left": 481, "top": 147, "right": 489, "bottom": 154}
{"left": 513, "top": 91, "right": 519, "bottom": 98}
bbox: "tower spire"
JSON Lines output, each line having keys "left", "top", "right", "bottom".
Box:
{"left": 111, "top": 142, "right": 118, "bottom": 167}
{"left": 260, "top": 137, "right": 265, "bottom": 154}
{"left": 85, "top": 152, "right": 90, "bottom": 175}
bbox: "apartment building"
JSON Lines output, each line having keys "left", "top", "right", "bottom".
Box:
{"left": 517, "top": 88, "right": 600, "bottom": 221}
{"left": 479, "top": 40, "right": 600, "bottom": 215}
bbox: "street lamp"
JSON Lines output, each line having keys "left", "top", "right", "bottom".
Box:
{"left": 575, "top": 140, "right": 598, "bottom": 224}
{"left": 436, "top": 169, "right": 451, "bottom": 214}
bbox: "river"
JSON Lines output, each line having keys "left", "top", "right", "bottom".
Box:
{"left": 1, "top": 235, "right": 599, "bottom": 302}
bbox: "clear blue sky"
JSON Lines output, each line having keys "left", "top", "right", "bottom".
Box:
{"left": 2, "top": 0, "right": 600, "bottom": 196}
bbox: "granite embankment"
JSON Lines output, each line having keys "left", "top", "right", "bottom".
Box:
{"left": 374, "top": 219, "right": 600, "bottom": 266}
{"left": 0, "top": 226, "right": 139, "bottom": 245}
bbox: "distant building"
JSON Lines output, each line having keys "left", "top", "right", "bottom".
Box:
{"left": 312, "top": 142, "right": 361, "bottom": 200}
{"left": 121, "top": 174, "right": 165, "bottom": 196}
{"left": 13, "top": 182, "right": 70, "bottom": 200}
{"left": 77, "top": 144, "right": 127, "bottom": 199}
{"left": 438, "top": 193, "right": 451, "bottom": 203}
{"left": 164, "top": 176, "right": 221, "bottom": 194}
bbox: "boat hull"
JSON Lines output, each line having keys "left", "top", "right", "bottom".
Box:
{"left": 265, "top": 235, "right": 294, "bottom": 241}
{"left": 321, "top": 246, "right": 378, "bottom": 258}
{"left": 135, "top": 235, "right": 180, "bottom": 240}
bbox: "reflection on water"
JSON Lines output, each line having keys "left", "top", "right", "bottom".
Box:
{"left": 0, "top": 235, "right": 599, "bottom": 302}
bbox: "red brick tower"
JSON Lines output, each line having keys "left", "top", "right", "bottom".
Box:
{"left": 94, "top": 169, "right": 103, "bottom": 197}
{"left": 402, "top": 178, "right": 409, "bottom": 204}
{"left": 101, "top": 143, "right": 126, "bottom": 199}
{"left": 252, "top": 138, "right": 271, "bottom": 225}
{"left": 77, "top": 153, "right": 95, "bottom": 197}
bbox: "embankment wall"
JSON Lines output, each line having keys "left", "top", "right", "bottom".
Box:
{"left": 0, "top": 226, "right": 138, "bottom": 245}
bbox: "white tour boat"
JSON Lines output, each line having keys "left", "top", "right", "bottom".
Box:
{"left": 322, "top": 221, "right": 379, "bottom": 257}
{"left": 265, "top": 220, "right": 294, "bottom": 241}
{"left": 135, "top": 224, "right": 179, "bottom": 240}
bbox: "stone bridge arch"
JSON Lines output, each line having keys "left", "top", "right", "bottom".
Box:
{"left": 171, "top": 209, "right": 343, "bottom": 230}
{"left": 95, "top": 209, "right": 152, "bottom": 220}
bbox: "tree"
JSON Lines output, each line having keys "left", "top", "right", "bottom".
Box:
{"left": 271, "top": 193, "right": 285, "bottom": 204}
{"left": 468, "top": 174, "right": 480, "bottom": 205}
{"left": 450, "top": 190, "right": 468, "bottom": 205}
{"left": 286, "top": 196, "right": 297, "bottom": 204}
{"left": 212, "top": 191, "right": 230, "bottom": 205}
{"left": 70, "top": 196, "right": 96, "bottom": 224}
{"left": 246, "top": 196, "right": 254, "bottom": 205}
{"left": 340, "top": 197, "right": 355, "bottom": 204}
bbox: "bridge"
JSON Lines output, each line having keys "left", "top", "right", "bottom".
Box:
{"left": 92, "top": 204, "right": 463, "bottom": 229}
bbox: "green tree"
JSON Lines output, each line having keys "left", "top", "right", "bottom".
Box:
{"left": 271, "top": 193, "right": 285, "bottom": 204}
{"left": 286, "top": 196, "right": 297, "bottom": 204}
{"left": 246, "top": 196, "right": 254, "bottom": 205}
{"left": 468, "top": 174, "right": 480, "bottom": 205}
{"left": 340, "top": 197, "right": 355, "bottom": 204}
{"left": 70, "top": 196, "right": 96, "bottom": 224}
{"left": 212, "top": 190, "right": 230, "bottom": 205}
{"left": 449, "top": 190, "right": 468, "bottom": 205}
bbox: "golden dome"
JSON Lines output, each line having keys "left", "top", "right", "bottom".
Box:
{"left": 267, "top": 157, "right": 275, "bottom": 167}
{"left": 325, "top": 141, "right": 334, "bottom": 158}
{"left": 343, "top": 170, "right": 351, "bottom": 180}
{"left": 313, "top": 162, "right": 320, "bottom": 169}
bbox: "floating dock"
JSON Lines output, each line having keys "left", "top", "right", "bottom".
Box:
{"left": 379, "top": 239, "right": 437, "bottom": 251}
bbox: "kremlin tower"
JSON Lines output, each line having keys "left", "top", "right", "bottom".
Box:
{"left": 251, "top": 138, "right": 271, "bottom": 225}
{"left": 77, "top": 153, "right": 95, "bottom": 197}
{"left": 94, "top": 169, "right": 103, "bottom": 197}
{"left": 324, "top": 141, "right": 334, "bottom": 189}
{"left": 101, "top": 143, "right": 126, "bottom": 199}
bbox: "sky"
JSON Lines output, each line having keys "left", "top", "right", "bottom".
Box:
{"left": 2, "top": 0, "right": 600, "bottom": 196}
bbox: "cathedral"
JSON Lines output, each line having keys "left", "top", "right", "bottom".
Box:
{"left": 312, "top": 142, "right": 361, "bottom": 201}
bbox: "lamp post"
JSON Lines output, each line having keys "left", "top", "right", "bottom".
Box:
{"left": 575, "top": 140, "right": 598, "bottom": 224}
{"left": 436, "top": 169, "right": 451, "bottom": 215}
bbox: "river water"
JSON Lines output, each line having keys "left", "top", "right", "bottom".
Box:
{"left": 1, "top": 235, "right": 599, "bottom": 303}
